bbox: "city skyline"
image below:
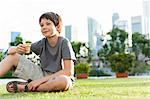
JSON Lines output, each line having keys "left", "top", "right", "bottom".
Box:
{"left": 0, "top": 0, "right": 143, "bottom": 49}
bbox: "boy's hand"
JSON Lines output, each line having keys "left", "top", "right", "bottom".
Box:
{"left": 7, "top": 46, "right": 17, "bottom": 55}
{"left": 16, "top": 44, "right": 27, "bottom": 54}
{"left": 28, "top": 78, "right": 47, "bottom": 91}
{"left": 7, "top": 44, "right": 31, "bottom": 55}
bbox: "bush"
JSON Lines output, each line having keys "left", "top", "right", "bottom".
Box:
{"left": 75, "top": 63, "right": 90, "bottom": 74}
{"left": 108, "top": 53, "right": 135, "bottom": 73}
{"left": 130, "top": 61, "right": 149, "bottom": 75}
{"left": 89, "top": 67, "right": 111, "bottom": 77}
{"left": 89, "top": 68, "right": 97, "bottom": 76}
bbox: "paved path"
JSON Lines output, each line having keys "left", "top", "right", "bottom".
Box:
{"left": 1, "top": 76, "right": 150, "bottom": 85}
{"left": 0, "top": 79, "right": 26, "bottom": 85}
{"left": 88, "top": 75, "right": 150, "bottom": 80}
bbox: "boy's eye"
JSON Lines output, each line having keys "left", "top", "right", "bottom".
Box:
{"left": 40, "top": 24, "right": 44, "bottom": 27}
{"left": 40, "top": 21, "right": 52, "bottom": 27}
{"left": 47, "top": 22, "right": 51, "bottom": 25}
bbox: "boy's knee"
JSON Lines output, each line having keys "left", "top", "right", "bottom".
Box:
{"left": 8, "top": 53, "right": 20, "bottom": 66}
{"left": 55, "top": 75, "right": 72, "bottom": 90}
{"left": 47, "top": 75, "right": 72, "bottom": 91}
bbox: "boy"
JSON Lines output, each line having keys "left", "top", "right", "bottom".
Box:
{"left": 0, "top": 12, "right": 76, "bottom": 92}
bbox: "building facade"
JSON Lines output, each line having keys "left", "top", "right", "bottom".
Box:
{"left": 112, "top": 13, "right": 119, "bottom": 28}
{"left": 143, "top": 0, "right": 150, "bottom": 39}
{"left": 65, "top": 25, "right": 72, "bottom": 41}
{"left": 87, "top": 17, "right": 102, "bottom": 56}
{"left": 131, "top": 16, "right": 143, "bottom": 34}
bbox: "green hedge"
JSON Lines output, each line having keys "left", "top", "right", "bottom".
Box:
{"left": 89, "top": 68, "right": 111, "bottom": 77}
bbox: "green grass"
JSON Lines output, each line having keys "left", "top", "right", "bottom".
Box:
{"left": 1, "top": 78, "right": 150, "bottom": 99}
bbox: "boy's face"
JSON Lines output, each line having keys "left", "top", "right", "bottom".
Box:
{"left": 40, "top": 18, "right": 57, "bottom": 38}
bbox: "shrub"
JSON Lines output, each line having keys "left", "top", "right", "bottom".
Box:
{"left": 89, "top": 67, "right": 111, "bottom": 76}
{"left": 130, "top": 61, "right": 148, "bottom": 75}
{"left": 108, "top": 53, "right": 135, "bottom": 73}
{"left": 75, "top": 63, "right": 90, "bottom": 74}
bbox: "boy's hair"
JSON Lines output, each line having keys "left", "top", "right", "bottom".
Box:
{"left": 39, "top": 12, "right": 62, "bottom": 33}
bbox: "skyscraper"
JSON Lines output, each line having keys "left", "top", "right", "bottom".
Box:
{"left": 143, "top": 0, "right": 150, "bottom": 39}
{"left": 87, "top": 17, "right": 102, "bottom": 56}
{"left": 116, "top": 20, "right": 128, "bottom": 32}
{"left": 112, "top": 13, "right": 129, "bottom": 32}
{"left": 131, "top": 16, "right": 142, "bottom": 34}
{"left": 64, "top": 25, "right": 78, "bottom": 41}
{"left": 65, "top": 25, "right": 72, "bottom": 41}
{"left": 112, "top": 13, "right": 119, "bottom": 28}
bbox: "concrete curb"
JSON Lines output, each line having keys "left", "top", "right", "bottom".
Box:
{"left": 1, "top": 76, "right": 150, "bottom": 85}
{"left": 0, "top": 79, "right": 26, "bottom": 85}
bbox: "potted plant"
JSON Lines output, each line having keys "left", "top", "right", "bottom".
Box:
{"left": 75, "top": 63, "right": 90, "bottom": 79}
{"left": 108, "top": 53, "right": 135, "bottom": 78}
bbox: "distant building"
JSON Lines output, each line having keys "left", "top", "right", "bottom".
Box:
{"left": 87, "top": 17, "right": 102, "bottom": 57}
{"left": 131, "top": 16, "right": 142, "bottom": 34}
{"left": 65, "top": 25, "right": 72, "bottom": 41}
{"left": 112, "top": 13, "right": 128, "bottom": 32}
{"left": 143, "top": 0, "right": 150, "bottom": 39}
{"left": 64, "top": 16, "right": 105, "bottom": 59}
{"left": 11, "top": 32, "right": 20, "bottom": 42}
{"left": 112, "top": 13, "right": 119, "bottom": 28}
{"left": 95, "top": 33, "right": 103, "bottom": 52}
{"left": 64, "top": 25, "right": 78, "bottom": 41}
{"left": 115, "top": 20, "right": 128, "bottom": 32}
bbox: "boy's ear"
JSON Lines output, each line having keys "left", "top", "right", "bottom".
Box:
{"left": 56, "top": 24, "right": 61, "bottom": 33}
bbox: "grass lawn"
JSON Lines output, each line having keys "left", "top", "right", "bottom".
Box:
{"left": 1, "top": 78, "right": 150, "bottom": 99}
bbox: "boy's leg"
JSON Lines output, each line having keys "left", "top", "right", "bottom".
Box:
{"left": 0, "top": 53, "right": 20, "bottom": 76}
{"left": 6, "top": 75, "right": 72, "bottom": 92}
{"left": 12, "top": 54, "right": 44, "bottom": 81}
{"left": 6, "top": 54, "right": 44, "bottom": 93}
{"left": 35, "top": 75, "right": 72, "bottom": 92}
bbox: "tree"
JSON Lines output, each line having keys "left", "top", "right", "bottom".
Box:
{"left": 98, "top": 28, "right": 129, "bottom": 69}
{"left": 132, "top": 32, "right": 150, "bottom": 59}
{"left": 97, "top": 44, "right": 109, "bottom": 63}
{"left": 98, "top": 28, "right": 128, "bottom": 60}
{"left": 71, "top": 41, "right": 82, "bottom": 58}
{"left": 107, "top": 28, "right": 128, "bottom": 54}
{"left": 142, "top": 41, "right": 150, "bottom": 57}
{"left": 130, "top": 32, "right": 150, "bottom": 75}
{"left": 71, "top": 41, "right": 92, "bottom": 63}
{"left": 9, "top": 35, "right": 23, "bottom": 46}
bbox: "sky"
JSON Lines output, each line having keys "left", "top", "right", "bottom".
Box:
{"left": 0, "top": 0, "right": 143, "bottom": 50}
